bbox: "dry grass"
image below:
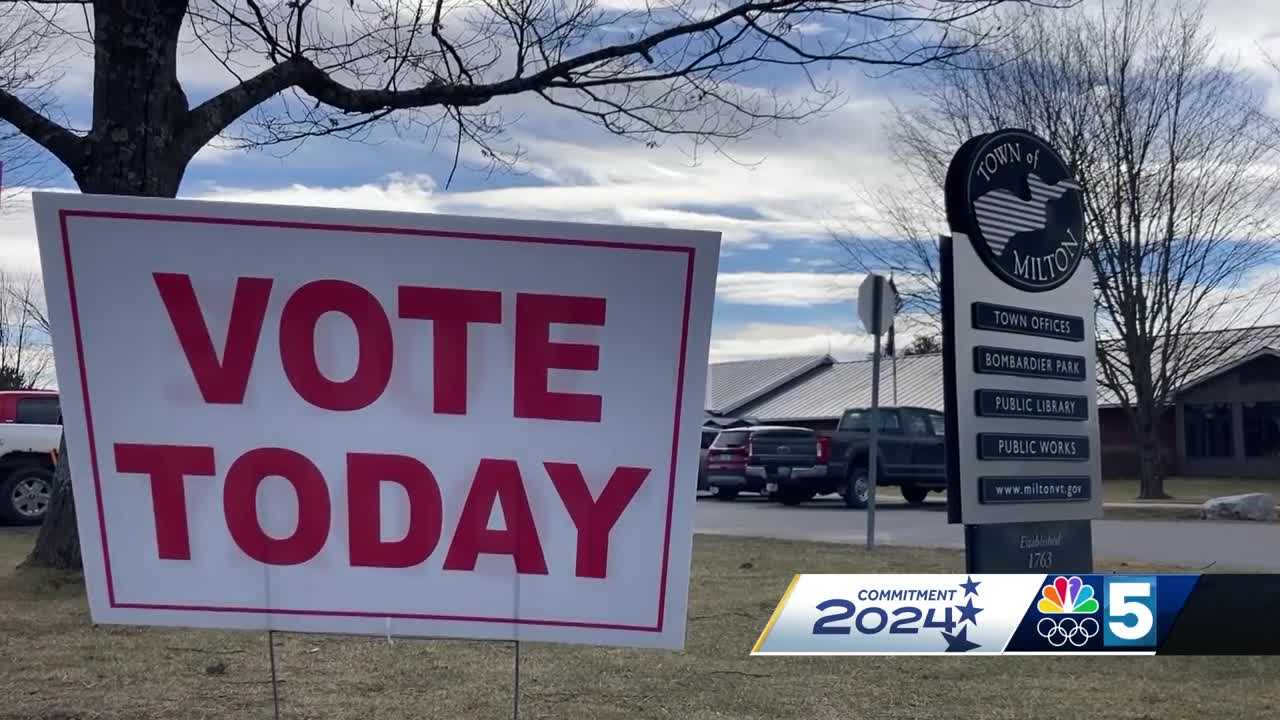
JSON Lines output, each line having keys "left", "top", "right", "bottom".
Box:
{"left": 1102, "top": 505, "right": 1206, "bottom": 522}
{"left": 1103, "top": 476, "right": 1280, "bottom": 505}
{"left": 2, "top": 528, "right": 1278, "bottom": 720}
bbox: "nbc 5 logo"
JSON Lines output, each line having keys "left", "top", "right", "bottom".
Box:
{"left": 1103, "top": 577, "right": 1157, "bottom": 647}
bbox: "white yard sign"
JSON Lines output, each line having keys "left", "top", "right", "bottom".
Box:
{"left": 33, "top": 192, "right": 718, "bottom": 650}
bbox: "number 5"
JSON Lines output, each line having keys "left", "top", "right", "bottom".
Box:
{"left": 1107, "top": 582, "right": 1154, "bottom": 641}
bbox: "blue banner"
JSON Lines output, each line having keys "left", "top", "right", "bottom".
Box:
{"left": 752, "top": 573, "right": 1277, "bottom": 655}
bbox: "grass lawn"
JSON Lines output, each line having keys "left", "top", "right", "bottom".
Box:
{"left": 1101, "top": 505, "right": 1205, "bottom": 522}
{"left": 2, "top": 528, "right": 1278, "bottom": 720}
{"left": 1102, "top": 476, "right": 1280, "bottom": 504}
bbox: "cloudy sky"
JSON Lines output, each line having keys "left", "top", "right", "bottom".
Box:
{"left": 3, "top": 0, "right": 1280, "bottom": 364}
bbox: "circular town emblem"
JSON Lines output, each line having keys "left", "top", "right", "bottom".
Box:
{"left": 944, "top": 129, "right": 1085, "bottom": 292}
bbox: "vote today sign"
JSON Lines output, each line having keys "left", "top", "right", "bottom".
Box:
{"left": 940, "top": 129, "right": 1102, "bottom": 573}
{"left": 32, "top": 192, "right": 718, "bottom": 650}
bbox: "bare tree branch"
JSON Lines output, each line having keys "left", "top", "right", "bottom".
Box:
{"left": 0, "top": 270, "right": 54, "bottom": 389}
{"left": 845, "top": 0, "right": 1280, "bottom": 497}
{"left": 0, "top": 3, "right": 78, "bottom": 174}
{"left": 0, "top": 0, "right": 1081, "bottom": 567}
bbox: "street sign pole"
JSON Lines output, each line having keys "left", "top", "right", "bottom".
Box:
{"left": 867, "top": 276, "right": 882, "bottom": 550}
{"left": 892, "top": 351, "right": 898, "bottom": 406}
{"left": 857, "top": 273, "right": 897, "bottom": 551}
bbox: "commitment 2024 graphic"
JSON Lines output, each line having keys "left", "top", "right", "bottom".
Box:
{"left": 751, "top": 573, "right": 1280, "bottom": 655}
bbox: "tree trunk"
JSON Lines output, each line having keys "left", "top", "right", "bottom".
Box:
{"left": 1135, "top": 407, "right": 1170, "bottom": 500}
{"left": 23, "top": 436, "right": 81, "bottom": 569}
{"left": 25, "top": 0, "right": 190, "bottom": 570}
{"left": 75, "top": 1, "right": 190, "bottom": 197}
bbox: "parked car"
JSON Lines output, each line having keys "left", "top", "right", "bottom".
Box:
{"left": 0, "top": 390, "right": 61, "bottom": 525}
{"left": 704, "top": 426, "right": 825, "bottom": 501}
{"left": 697, "top": 427, "right": 719, "bottom": 493}
{"left": 822, "top": 406, "right": 947, "bottom": 508}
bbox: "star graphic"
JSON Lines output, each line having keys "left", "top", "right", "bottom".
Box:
{"left": 955, "top": 597, "right": 983, "bottom": 626}
{"left": 959, "top": 576, "right": 981, "bottom": 598}
{"left": 941, "top": 626, "right": 981, "bottom": 653}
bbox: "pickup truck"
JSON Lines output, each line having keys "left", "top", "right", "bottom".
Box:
{"left": 0, "top": 391, "right": 61, "bottom": 525}
{"left": 787, "top": 406, "right": 946, "bottom": 508}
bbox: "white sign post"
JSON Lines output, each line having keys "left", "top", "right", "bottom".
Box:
{"left": 33, "top": 192, "right": 718, "bottom": 650}
{"left": 941, "top": 129, "right": 1102, "bottom": 574}
{"left": 857, "top": 274, "right": 897, "bottom": 549}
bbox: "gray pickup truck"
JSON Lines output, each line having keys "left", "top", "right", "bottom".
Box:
{"left": 773, "top": 406, "right": 946, "bottom": 508}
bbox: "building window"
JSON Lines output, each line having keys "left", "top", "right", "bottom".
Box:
{"left": 927, "top": 412, "right": 946, "bottom": 436}
{"left": 838, "top": 409, "right": 901, "bottom": 433}
{"left": 1184, "top": 403, "right": 1233, "bottom": 459}
{"left": 1243, "top": 402, "right": 1280, "bottom": 458}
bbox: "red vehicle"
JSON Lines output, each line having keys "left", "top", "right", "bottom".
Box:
{"left": 0, "top": 390, "right": 61, "bottom": 525}
{"left": 703, "top": 426, "right": 825, "bottom": 502}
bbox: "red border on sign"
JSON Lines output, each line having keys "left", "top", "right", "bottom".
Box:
{"left": 59, "top": 208, "right": 697, "bottom": 634}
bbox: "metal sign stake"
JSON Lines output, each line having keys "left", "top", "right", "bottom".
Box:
{"left": 867, "top": 276, "right": 882, "bottom": 550}
{"left": 268, "top": 629, "right": 281, "bottom": 720}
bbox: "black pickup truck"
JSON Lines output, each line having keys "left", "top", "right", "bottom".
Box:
{"left": 774, "top": 406, "right": 946, "bottom": 508}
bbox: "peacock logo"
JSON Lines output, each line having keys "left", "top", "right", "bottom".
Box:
{"left": 1037, "top": 576, "right": 1099, "bottom": 615}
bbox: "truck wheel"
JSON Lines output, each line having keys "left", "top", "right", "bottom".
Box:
{"left": 777, "top": 489, "right": 814, "bottom": 506}
{"left": 0, "top": 464, "right": 54, "bottom": 525}
{"left": 901, "top": 485, "right": 929, "bottom": 506}
{"left": 712, "top": 486, "right": 739, "bottom": 501}
{"left": 843, "top": 468, "right": 870, "bottom": 509}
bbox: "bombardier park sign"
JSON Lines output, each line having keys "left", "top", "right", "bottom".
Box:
{"left": 941, "top": 129, "right": 1102, "bottom": 573}
{"left": 33, "top": 192, "right": 718, "bottom": 650}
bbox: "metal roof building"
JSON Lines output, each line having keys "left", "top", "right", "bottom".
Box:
{"left": 709, "top": 325, "right": 1280, "bottom": 421}
{"left": 705, "top": 354, "right": 831, "bottom": 415}
{"left": 733, "top": 354, "right": 945, "bottom": 421}
{"left": 1096, "top": 325, "right": 1280, "bottom": 408}
{"left": 705, "top": 325, "right": 1280, "bottom": 477}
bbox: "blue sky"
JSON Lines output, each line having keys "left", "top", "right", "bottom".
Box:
{"left": 3, "top": 0, "right": 1280, "bottom": 362}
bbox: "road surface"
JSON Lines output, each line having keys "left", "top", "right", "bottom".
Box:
{"left": 695, "top": 495, "right": 1280, "bottom": 571}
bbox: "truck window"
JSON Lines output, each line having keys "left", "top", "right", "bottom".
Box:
{"left": 16, "top": 396, "right": 61, "bottom": 425}
{"left": 901, "top": 409, "right": 930, "bottom": 436}
{"left": 712, "top": 430, "right": 749, "bottom": 448}
{"left": 838, "top": 409, "right": 901, "bottom": 433}
{"left": 927, "top": 412, "right": 946, "bottom": 436}
{"left": 700, "top": 430, "right": 718, "bottom": 449}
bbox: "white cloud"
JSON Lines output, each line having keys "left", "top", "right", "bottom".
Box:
{"left": 203, "top": 173, "right": 441, "bottom": 213}
{"left": 716, "top": 271, "right": 863, "bottom": 306}
{"left": 710, "top": 322, "right": 873, "bottom": 362}
{"left": 191, "top": 142, "right": 243, "bottom": 166}
{"left": 0, "top": 187, "right": 71, "bottom": 272}
{"left": 1196, "top": 0, "right": 1280, "bottom": 69}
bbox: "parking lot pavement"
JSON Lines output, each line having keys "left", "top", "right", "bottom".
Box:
{"left": 694, "top": 494, "right": 1280, "bottom": 571}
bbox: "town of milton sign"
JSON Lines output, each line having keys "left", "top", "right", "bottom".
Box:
{"left": 944, "top": 130, "right": 1086, "bottom": 292}
{"left": 940, "top": 128, "right": 1101, "bottom": 574}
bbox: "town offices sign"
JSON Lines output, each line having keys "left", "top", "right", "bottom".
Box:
{"left": 941, "top": 129, "right": 1102, "bottom": 573}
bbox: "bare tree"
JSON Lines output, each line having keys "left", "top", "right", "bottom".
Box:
{"left": 901, "top": 333, "right": 941, "bottom": 355}
{"left": 0, "top": 1, "right": 1074, "bottom": 196}
{"left": 0, "top": 271, "right": 54, "bottom": 389}
{"left": 0, "top": 4, "right": 65, "bottom": 209}
{"left": 832, "top": 180, "right": 944, "bottom": 333}
{"left": 849, "top": 0, "right": 1280, "bottom": 498}
{"left": 1, "top": 0, "right": 1074, "bottom": 567}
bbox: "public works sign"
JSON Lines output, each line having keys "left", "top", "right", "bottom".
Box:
{"left": 33, "top": 192, "right": 718, "bottom": 649}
